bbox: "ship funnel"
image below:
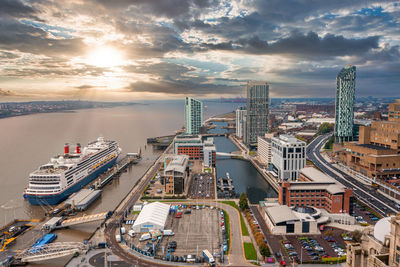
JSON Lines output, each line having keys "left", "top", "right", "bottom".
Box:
{"left": 76, "top": 143, "right": 81, "bottom": 154}
{"left": 64, "top": 143, "right": 70, "bottom": 154}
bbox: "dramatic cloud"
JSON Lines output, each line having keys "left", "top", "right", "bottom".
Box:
{"left": 0, "top": 0, "right": 399, "bottom": 99}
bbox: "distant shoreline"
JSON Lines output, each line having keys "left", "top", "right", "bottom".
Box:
{"left": 0, "top": 102, "right": 141, "bottom": 120}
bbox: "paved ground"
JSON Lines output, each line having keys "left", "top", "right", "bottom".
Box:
{"left": 157, "top": 207, "right": 222, "bottom": 258}
{"left": 188, "top": 173, "right": 215, "bottom": 199}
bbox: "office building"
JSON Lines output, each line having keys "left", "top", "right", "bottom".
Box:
{"left": 235, "top": 106, "right": 247, "bottom": 139}
{"left": 271, "top": 135, "right": 306, "bottom": 180}
{"left": 185, "top": 97, "right": 203, "bottom": 134}
{"left": 173, "top": 135, "right": 216, "bottom": 167}
{"left": 346, "top": 215, "right": 400, "bottom": 267}
{"left": 335, "top": 65, "right": 356, "bottom": 143}
{"left": 262, "top": 204, "right": 320, "bottom": 235}
{"left": 163, "top": 155, "right": 189, "bottom": 194}
{"left": 245, "top": 81, "right": 270, "bottom": 145}
{"left": 257, "top": 133, "right": 274, "bottom": 165}
{"left": 338, "top": 100, "right": 400, "bottom": 184}
{"left": 279, "top": 167, "right": 353, "bottom": 213}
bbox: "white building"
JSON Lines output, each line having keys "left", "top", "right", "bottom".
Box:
{"left": 257, "top": 133, "right": 274, "bottom": 165}
{"left": 235, "top": 106, "right": 247, "bottom": 139}
{"left": 203, "top": 138, "right": 216, "bottom": 167}
{"left": 185, "top": 97, "right": 203, "bottom": 134}
{"left": 271, "top": 134, "right": 306, "bottom": 181}
{"left": 132, "top": 202, "right": 170, "bottom": 233}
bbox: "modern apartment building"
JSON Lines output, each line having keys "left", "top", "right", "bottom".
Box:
{"left": 271, "top": 135, "right": 306, "bottom": 180}
{"left": 185, "top": 97, "right": 203, "bottom": 134}
{"left": 257, "top": 133, "right": 275, "bottom": 165}
{"left": 235, "top": 106, "right": 247, "bottom": 139}
{"left": 335, "top": 65, "right": 356, "bottom": 143}
{"left": 279, "top": 167, "right": 353, "bottom": 214}
{"left": 245, "top": 81, "right": 270, "bottom": 146}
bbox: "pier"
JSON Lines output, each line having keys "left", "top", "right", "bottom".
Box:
{"left": 96, "top": 155, "right": 137, "bottom": 189}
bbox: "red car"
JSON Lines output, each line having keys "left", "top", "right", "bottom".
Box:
{"left": 175, "top": 212, "right": 182, "bottom": 218}
{"left": 280, "top": 260, "right": 287, "bottom": 266}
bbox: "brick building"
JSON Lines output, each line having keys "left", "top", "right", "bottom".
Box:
{"left": 337, "top": 99, "right": 400, "bottom": 180}
{"left": 279, "top": 167, "right": 353, "bottom": 213}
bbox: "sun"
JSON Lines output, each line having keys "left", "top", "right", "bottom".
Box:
{"left": 86, "top": 46, "right": 124, "bottom": 68}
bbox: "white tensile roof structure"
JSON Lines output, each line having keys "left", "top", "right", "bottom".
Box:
{"left": 132, "top": 202, "right": 170, "bottom": 232}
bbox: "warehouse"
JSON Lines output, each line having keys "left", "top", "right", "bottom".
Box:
{"left": 131, "top": 202, "right": 170, "bottom": 233}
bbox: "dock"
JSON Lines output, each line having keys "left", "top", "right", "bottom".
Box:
{"left": 65, "top": 189, "right": 102, "bottom": 211}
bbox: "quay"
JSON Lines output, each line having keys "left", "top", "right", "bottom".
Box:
{"left": 229, "top": 134, "right": 280, "bottom": 192}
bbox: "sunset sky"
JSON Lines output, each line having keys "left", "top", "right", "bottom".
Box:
{"left": 0, "top": 0, "right": 399, "bottom": 100}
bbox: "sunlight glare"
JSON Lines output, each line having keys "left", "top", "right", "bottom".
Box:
{"left": 86, "top": 46, "right": 124, "bottom": 68}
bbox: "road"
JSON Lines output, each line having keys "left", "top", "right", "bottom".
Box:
{"left": 307, "top": 134, "right": 397, "bottom": 216}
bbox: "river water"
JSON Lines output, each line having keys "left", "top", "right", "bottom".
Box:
{"left": 0, "top": 100, "right": 275, "bottom": 264}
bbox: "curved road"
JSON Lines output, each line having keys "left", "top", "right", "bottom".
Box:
{"left": 307, "top": 134, "right": 397, "bottom": 216}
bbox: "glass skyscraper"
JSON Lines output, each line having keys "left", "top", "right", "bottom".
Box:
{"left": 335, "top": 65, "right": 356, "bottom": 143}
{"left": 185, "top": 97, "right": 203, "bottom": 134}
{"left": 245, "top": 81, "right": 270, "bottom": 146}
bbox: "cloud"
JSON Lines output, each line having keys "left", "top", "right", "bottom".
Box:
{"left": 199, "top": 31, "right": 380, "bottom": 58}
{"left": 0, "top": 88, "right": 17, "bottom": 96}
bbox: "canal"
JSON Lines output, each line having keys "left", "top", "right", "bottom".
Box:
{"left": 209, "top": 122, "right": 278, "bottom": 204}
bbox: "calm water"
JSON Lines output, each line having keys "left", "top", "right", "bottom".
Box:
{"left": 211, "top": 122, "right": 278, "bottom": 203}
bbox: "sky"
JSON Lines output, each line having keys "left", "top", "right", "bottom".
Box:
{"left": 0, "top": 0, "right": 399, "bottom": 101}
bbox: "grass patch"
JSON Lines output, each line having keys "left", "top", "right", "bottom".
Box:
{"left": 243, "top": 242, "right": 257, "bottom": 261}
{"left": 220, "top": 201, "right": 249, "bottom": 236}
{"left": 222, "top": 209, "right": 231, "bottom": 254}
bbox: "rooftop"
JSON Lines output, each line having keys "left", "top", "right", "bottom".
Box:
{"left": 133, "top": 202, "right": 170, "bottom": 229}
{"left": 266, "top": 205, "right": 299, "bottom": 224}
{"left": 357, "top": 143, "right": 392, "bottom": 151}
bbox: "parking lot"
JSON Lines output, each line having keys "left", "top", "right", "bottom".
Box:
{"left": 157, "top": 206, "right": 222, "bottom": 258}
{"left": 352, "top": 202, "right": 380, "bottom": 225}
{"left": 188, "top": 173, "right": 215, "bottom": 199}
{"left": 267, "top": 227, "right": 349, "bottom": 265}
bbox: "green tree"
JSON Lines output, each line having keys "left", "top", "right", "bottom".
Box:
{"left": 318, "top": 123, "right": 334, "bottom": 134}
{"left": 239, "top": 193, "right": 249, "bottom": 211}
{"left": 260, "top": 244, "right": 271, "bottom": 257}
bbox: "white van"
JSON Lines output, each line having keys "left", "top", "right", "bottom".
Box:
{"left": 128, "top": 230, "right": 135, "bottom": 237}
{"left": 163, "top": 229, "right": 175, "bottom": 236}
{"left": 116, "top": 234, "right": 121, "bottom": 243}
{"left": 139, "top": 233, "right": 151, "bottom": 241}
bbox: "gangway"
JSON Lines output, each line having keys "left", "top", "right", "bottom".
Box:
{"left": 57, "top": 212, "right": 109, "bottom": 228}
{"left": 16, "top": 242, "right": 88, "bottom": 262}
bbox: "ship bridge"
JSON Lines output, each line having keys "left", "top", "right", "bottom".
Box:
{"left": 16, "top": 242, "right": 88, "bottom": 263}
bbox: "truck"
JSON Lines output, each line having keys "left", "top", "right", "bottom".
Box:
{"left": 116, "top": 234, "right": 121, "bottom": 243}
{"left": 139, "top": 233, "right": 151, "bottom": 241}
{"left": 203, "top": 250, "right": 215, "bottom": 266}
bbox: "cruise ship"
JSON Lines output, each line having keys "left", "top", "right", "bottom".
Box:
{"left": 24, "top": 137, "right": 121, "bottom": 205}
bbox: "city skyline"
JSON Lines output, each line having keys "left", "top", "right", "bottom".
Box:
{"left": 0, "top": 1, "right": 399, "bottom": 101}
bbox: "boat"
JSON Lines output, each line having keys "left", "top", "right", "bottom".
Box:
{"left": 24, "top": 137, "right": 121, "bottom": 205}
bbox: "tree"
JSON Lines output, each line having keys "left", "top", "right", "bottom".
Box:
{"left": 239, "top": 193, "right": 249, "bottom": 210}
{"left": 260, "top": 244, "right": 271, "bottom": 257}
{"left": 318, "top": 123, "right": 334, "bottom": 134}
